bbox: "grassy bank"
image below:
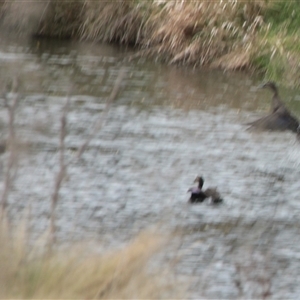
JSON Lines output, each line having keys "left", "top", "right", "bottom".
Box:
{"left": 79, "top": 0, "right": 300, "bottom": 87}
{"left": 1, "top": 0, "right": 300, "bottom": 86}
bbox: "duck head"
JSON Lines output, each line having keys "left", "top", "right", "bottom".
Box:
{"left": 259, "top": 81, "right": 278, "bottom": 94}
{"left": 193, "top": 176, "right": 204, "bottom": 189}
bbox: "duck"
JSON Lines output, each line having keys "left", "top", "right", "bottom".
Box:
{"left": 247, "top": 81, "right": 299, "bottom": 132}
{"left": 187, "top": 176, "right": 223, "bottom": 204}
{"left": 260, "top": 81, "right": 285, "bottom": 113}
{"left": 187, "top": 176, "right": 207, "bottom": 203}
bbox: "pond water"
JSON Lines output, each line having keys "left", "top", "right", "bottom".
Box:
{"left": 1, "top": 33, "right": 300, "bottom": 298}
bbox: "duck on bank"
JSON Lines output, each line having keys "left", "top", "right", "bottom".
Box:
{"left": 187, "top": 176, "right": 223, "bottom": 204}
{"left": 247, "top": 81, "right": 299, "bottom": 132}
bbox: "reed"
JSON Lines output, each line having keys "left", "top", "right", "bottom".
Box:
{"left": 79, "top": 0, "right": 300, "bottom": 86}
{"left": 80, "top": 0, "right": 151, "bottom": 45}
{"left": 0, "top": 222, "right": 179, "bottom": 299}
{"left": 37, "top": 0, "right": 84, "bottom": 38}
{"left": 80, "top": 0, "right": 267, "bottom": 68}
{"left": 2, "top": 0, "right": 300, "bottom": 85}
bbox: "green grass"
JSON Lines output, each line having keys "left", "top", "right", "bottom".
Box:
{"left": 249, "top": 2, "right": 300, "bottom": 87}
{"left": 264, "top": 2, "right": 300, "bottom": 34}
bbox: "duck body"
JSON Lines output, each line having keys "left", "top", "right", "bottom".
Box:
{"left": 248, "top": 106, "right": 299, "bottom": 132}
{"left": 188, "top": 186, "right": 208, "bottom": 203}
{"left": 188, "top": 176, "right": 223, "bottom": 204}
{"left": 262, "top": 81, "right": 284, "bottom": 113}
{"left": 248, "top": 81, "right": 299, "bottom": 132}
{"left": 188, "top": 176, "right": 207, "bottom": 203}
{"left": 203, "top": 187, "right": 223, "bottom": 204}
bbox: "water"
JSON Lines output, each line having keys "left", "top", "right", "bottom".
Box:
{"left": 1, "top": 34, "right": 300, "bottom": 298}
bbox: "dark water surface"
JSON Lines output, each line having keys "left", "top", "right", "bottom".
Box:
{"left": 1, "top": 35, "right": 300, "bottom": 298}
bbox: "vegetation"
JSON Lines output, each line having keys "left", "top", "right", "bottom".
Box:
{"left": 79, "top": 0, "right": 300, "bottom": 87}
{"left": 1, "top": 0, "right": 300, "bottom": 86}
{"left": 38, "top": 0, "right": 84, "bottom": 38}
{"left": 254, "top": 2, "right": 300, "bottom": 86}
{"left": 0, "top": 221, "right": 179, "bottom": 299}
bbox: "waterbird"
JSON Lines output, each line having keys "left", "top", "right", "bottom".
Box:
{"left": 188, "top": 176, "right": 223, "bottom": 204}
{"left": 260, "top": 81, "right": 285, "bottom": 113}
{"left": 247, "top": 81, "right": 299, "bottom": 132}
{"left": 187, "top": 176, "right": 207, "bottom": 203}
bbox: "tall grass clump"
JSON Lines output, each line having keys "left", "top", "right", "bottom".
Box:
{"left": 0, "top": 223, "right": 180, "bottom": 299}
{"left": 80, "top": 0, "right": 267, "bottom": 69}
{"left": 37, "top": 0, "right": 84, "bottom": 38}
{"left": 149, "top": 1, "right": 266, "bottom": 67}
{"left": 80, "top": 0, "right": 153, "bottom": 45}
{"left": 1, "top": 0, "right": 300, "bottom": 84}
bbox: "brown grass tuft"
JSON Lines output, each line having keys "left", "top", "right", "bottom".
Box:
{"left": 0, "top": 0, "right": 282, "bottom": 75}
{"left": 80, "top": 0, "right": 268, "bottom": 68}
{"left": 80, "top": 0, "right": 149, "bottom": 45}
{"left": 0, "top": 224, "right": 181, "bottom": 299}
{"left": 211, "top": 49, "right": 251, "bottom": 70}
{"left": 143, "top": 0, "right": 266, "bottom": 67}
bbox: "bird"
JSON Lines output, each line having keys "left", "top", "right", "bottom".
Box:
{"left": 203, "top": 187, "right": 223, "bottom": 204}
{"left": 187, "top": 176, "right": 207, "bottom": 203}
{"left": 260, "top": 81, "right": 285, "bottom": 113}
{"left": 247, "top": 81, "right": 299, "bottom": 132}
{"left": 187, "top": 176, "right": 223, "bottom": 204}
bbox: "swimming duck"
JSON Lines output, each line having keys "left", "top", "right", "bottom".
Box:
{"left": 188, "top": 176, "right": 223, "bottom": 204}
{"left": 187, "top": 176, "right": 207, "bottom": 203}
{"left": 203, "top": 187, "right": 223, "bottom": 204}
{"left": 247, "top": 81, "right": 299, "bottom": 132}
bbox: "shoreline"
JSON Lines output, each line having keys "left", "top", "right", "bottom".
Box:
{"left": 0, "top": 1, "right": 299, "bottom": 87}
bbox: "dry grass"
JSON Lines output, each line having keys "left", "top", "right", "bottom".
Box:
{"left": 2, "top": 0, "right": 300, "bottom": 86}
{"left": 37, "top": 0, "right": 84, "bottom": 38}
{"left": 147, "top": 0, "right": 266, "bottom": 67}
{"left": 79, "top": 0, "right": 267, "bottom": 69}
{"left": 79, "top": 0, "right": 300, "bottom": 85}
{"left": 80, "top": 0, "right": 150, "bottom": 45}
{"left": 2, "top": 0, "right": 300, "bottom": 84}
{"left": 0, "top": 221, "right": 180, "bottom": 299}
